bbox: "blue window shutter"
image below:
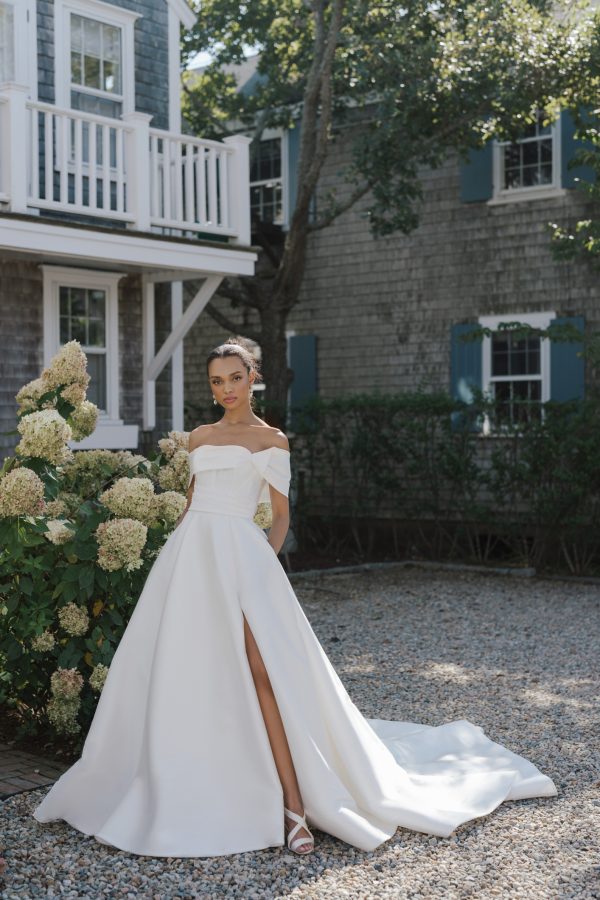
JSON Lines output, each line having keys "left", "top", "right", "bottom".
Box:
{"left": 459, "top": 143, "right": 493, "bottom": 203}
{"left": 450, "top": 323, "right": 483, "bottom": 432}
{"left": 560, "top": 109, "right": 596, "bottom": 189}
{"left": 288, "top": 334, "right": 317, "bottom": 430}
{"left": 550, "top": 315, "right": 585, "bottom": 401}
{"left": 287, "top": 122, "right": 301, "bottom": 219}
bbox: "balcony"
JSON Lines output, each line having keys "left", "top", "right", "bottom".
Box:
{"left": 0, "top": 82, "right": 251, "bottom": 244}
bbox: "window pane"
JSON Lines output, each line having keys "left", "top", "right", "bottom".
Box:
{"left": 83, "top": 54, "right": 101, "bottom": 90}
{"left": 69, "top": 288, "right": 86, "bottom": 317}
{"left": 86, "top": 353, "right": 107, "bottom": 411}
{"left": 88, "top": 290, "right": 106, "bottom": 320}
{"left": 0, "top": 2, "right": 15, "bottom": 83}
{"left": 71, "top": 13, "right": 83, "bottom": 51}
{"left": 83, "top": 17, "right": 101, "bottom": 57}
{"left": 88, "top": 318, "right": 105, "bottom": 347}
{"left": 103, "top": 24, "right": 121, "bottom": 62}
{"left": 59, "top": 316, "right": 70, "bottom": 343}
{"left": 71, "top": 51, "right": 83, "bottom": 85}
{"left": 501, "top": 112, "right": 555, "bottom": 191}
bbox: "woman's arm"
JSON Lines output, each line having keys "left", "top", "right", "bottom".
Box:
{"left": 267, "top": 485, "right": 290, "bottom": 555}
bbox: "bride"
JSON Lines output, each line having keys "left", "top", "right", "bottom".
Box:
{"left": 32, "top": 337, "right": 557, "bottom": 859}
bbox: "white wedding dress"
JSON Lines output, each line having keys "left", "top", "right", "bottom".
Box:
{"left": 32, "top": 444, "right": 557, "bottom": 857}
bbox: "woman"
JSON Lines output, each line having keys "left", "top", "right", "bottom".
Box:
{"left": 33, "top": 337, "right": 557, "bottom": 858}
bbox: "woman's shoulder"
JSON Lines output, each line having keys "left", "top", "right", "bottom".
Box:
{"left": 262, "top": 427, "right": 289, "bottom": 453}
{"left": 188, "top": 424, "right": 217, "bottom": 453}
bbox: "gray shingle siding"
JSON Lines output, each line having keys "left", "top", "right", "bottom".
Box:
{"left": 36, "top": 0, "right": 170, "bottom": 129}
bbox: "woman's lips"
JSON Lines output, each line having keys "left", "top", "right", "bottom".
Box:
{"left": 223, "top": 397, "right": 237, "bottom": 403}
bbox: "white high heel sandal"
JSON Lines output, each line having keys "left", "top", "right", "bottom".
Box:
{"left": 283, "top": 807, "right": 314, "bottom": 855}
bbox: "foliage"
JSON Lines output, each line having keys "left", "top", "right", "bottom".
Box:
{"left": 0, "top": 343, "right": 275, "bottom": 746}
{"left": 292, "top": 386, "right": 600, "bottom": 575}
{"left": 182, "top": 0, "right": 599, "bottom": 424}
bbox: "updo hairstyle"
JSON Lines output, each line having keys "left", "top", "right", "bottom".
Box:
{"left": 206, "top": 336, "right": 263, "bottom": 409}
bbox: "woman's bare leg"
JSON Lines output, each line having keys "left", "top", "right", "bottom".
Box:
{"left": 243, "top": 613, "right": 312, "bottom": 850}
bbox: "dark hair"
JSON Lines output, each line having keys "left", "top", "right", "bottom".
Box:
{"left": 206, "top": 336, "right": 263, "bottom": 409}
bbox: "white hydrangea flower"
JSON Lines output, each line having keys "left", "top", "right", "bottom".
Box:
{"left": 15, "top": 377, "right": 50, "bottom": 414}
{"left": 16, "top": 409, "right": 73, "bottom": 465}
{"left": 154, "top": 491, "right": 187, "bottom": 527}
{"left": 99, "top": 477, "right": 157, "bottom": 525}
{"left": 46, "top": 696, "right": 81, "bottom": 734}
{"left": 31, "top": 629, "right": 56, "bottom": 652}
{"left": 68, "top": 400, "right": 98, "bottom": 440}
{"left": 44, "top": 518, "right": 74, "bottom": 545}
{"left": 157, "top": 449, "right": 189, "bottom": 494}
{"left": 158, "top": 430, "right": 189, "bottom": 460}
{"left": 89, "top": 663, "right": 109, "bottom": 693}
{"left": 253, "top": 502, "right": 273, "bottom": 530}
{"left": 0, "top": 467, "right": 46, "bottom": 518}
{"left": 60, "top": 382, "right": 87, "bottom": 406}
{"left": 57, "top": 603, "right": 89, "bottom": 637}
{"left": 42, "top": 341, "right": 90, "bottom": 392}
{"left": 95, "top": 518, "right": 148, "bottom": 572}
{"left": 50, "top": 666, "right": 84, "bottom": 700}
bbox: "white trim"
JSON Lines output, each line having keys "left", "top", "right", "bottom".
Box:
{"left": 0, "top": 0, "right": 37, "bottom": 97}
{"left": 165, "top": 0, "right": 196, "bottom": 30}
{"left": 171, "top": 280, "right": 184, "bottom": 430}
{"left": 478, "top": 312, "right": 555, "bottom": 432}
{"left": 41, "top": 264, "right": 127, "bottom": 433}
{"left": 0, "top": 215, "right": 257, "bottom": 277}
{"left": 490, "top": 116, "right": 561, "bottom": 205}
{"left": 248, "top": 127, "right": 288, "bottom": 228}
{"left": 167, "top": 5, "right": 181, "bottom": 133}
{"left": 54, "top": 0, "right": 140, "bottom": 115}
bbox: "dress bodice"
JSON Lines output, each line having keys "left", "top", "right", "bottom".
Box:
{"left": 187, "top": 444, "right": 291, "bottom": 519}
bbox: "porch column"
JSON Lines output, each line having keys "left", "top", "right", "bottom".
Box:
{"left": 0, "top": 82, "right": 29, "bottom": 213}
{"left": 223, "top": 134, "right": 251, "bottom": 246}
{"left": 123, "top": 112, "right": 152, "bottom": 231}
{"left": 171, "top": 281, "right": 184, "bottom": 431}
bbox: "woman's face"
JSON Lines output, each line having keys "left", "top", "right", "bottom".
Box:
{"left": 208, "top": 356, "right": 254, "bottom": 409}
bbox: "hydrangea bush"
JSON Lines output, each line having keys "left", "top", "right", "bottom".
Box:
{"left": 0, "top": 342, "right": 201, "bottom": 745}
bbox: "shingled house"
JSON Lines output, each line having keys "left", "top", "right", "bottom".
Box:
{"left": 0, "top": 0, "right": 255, "bottom": 458}
{"left": 182, "top": 53, "right": 598, "bottom": 434}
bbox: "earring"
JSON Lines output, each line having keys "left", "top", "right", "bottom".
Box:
{"left": 213, "top": 396, "right": 218, "bottom": 405}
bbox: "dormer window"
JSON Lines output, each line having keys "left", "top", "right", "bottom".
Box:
{"left": 70, "top": 13, "right": 123, "bottom": 118}
{"left": 54, "top": 0, "right": 139, "bottom": 117}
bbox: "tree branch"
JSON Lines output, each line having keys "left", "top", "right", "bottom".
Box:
{"left": 204, "top": 299, "right": 262, "bottom": 344}
{"left": 308, "top": 180, "right": 371, "bottom": 231}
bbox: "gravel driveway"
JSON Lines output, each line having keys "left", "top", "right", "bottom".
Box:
{"left": 1, "top": 566, "right": 598, "bottom": 899}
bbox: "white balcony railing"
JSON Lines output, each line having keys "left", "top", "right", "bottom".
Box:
{"left": 0, "top": 82, "right": 251, "bottom": 244}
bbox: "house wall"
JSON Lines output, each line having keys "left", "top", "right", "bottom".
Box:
{"left": 285, "top": 132, "right": 599, "bottom": 398}
{"left": 0, "top": 264, "right": 145, "bottom": 460}
{"left": 36, "top": 0, "right": 170, "bottom": 129}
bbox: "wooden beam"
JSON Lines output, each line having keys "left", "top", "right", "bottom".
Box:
{"left": 146, "top": 275, "right": 222, "bottom": 383}
{"left": 171, "top": 282, "right": 184, "bottom": 431}
{"left": 142, "top": 277, "right": 156, "bottom": 430}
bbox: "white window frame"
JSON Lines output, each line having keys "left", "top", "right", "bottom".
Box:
{"left": 0, "top": 0, "right": 37, "bottom": 96}
{"left": 42, "top": 265, "right": 139, "bottom": 449}
{"left": 489, "top": 115, "right": 566, "bottom": 206}
{"left": 478, "top": 311, "right": 555, "bottom": 433}
{"left": 54, "top": 0, "right": 140, "bottom": 117}
{"left": 249, "top": 127, "right": 289, "bottom": 229}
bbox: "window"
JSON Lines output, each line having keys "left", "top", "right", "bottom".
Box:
{"left": 70, "top": 13, "right": 122, "bottom": 118}
{"left": 479, "top": 312, "right": 554, "bottom": 430}
{"left": 250, "top": 134, "right": 285, "bottom": 226}
{"left": 59, "top": 285, "right": 108, "bottom": 410}
{"left": 0, "top": 2, "right": 14, "bottom": 83}
{"left": 492, "top": 112, "right": 562, "bottom": 202}
{"left": 42, "top": 266, "right": 126, "bottom": 430}
{"left": 54, "top": 0, "right": 139, "bottom": 117}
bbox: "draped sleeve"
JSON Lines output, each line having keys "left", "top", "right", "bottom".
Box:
{"left": 251, "top": 447, "right": 291, "bottom": 503}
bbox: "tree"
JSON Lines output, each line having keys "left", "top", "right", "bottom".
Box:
{"left": 183, "top": 0, "right": 597, "bottom": 427}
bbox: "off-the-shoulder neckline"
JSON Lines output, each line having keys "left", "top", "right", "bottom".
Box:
{"left": 188, "top": 443, "right": 290, "bottom": 457}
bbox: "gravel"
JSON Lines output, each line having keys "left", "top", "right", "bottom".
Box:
{"left": 1, "top": 566, "right": 599, "bottom": 899}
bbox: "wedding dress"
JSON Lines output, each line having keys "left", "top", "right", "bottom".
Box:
{"left": 32, "top": 444, "right": 557, "bottom": 857}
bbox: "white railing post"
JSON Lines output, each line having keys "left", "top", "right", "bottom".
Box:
{"left": 223, "top": 134, "right": 252, "bottom": 245}
{"left": 0, "top": 82, "right": 30, "bottom": 212}
{"left": 122, "top": 111, "right": 152, "bottom": 231}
